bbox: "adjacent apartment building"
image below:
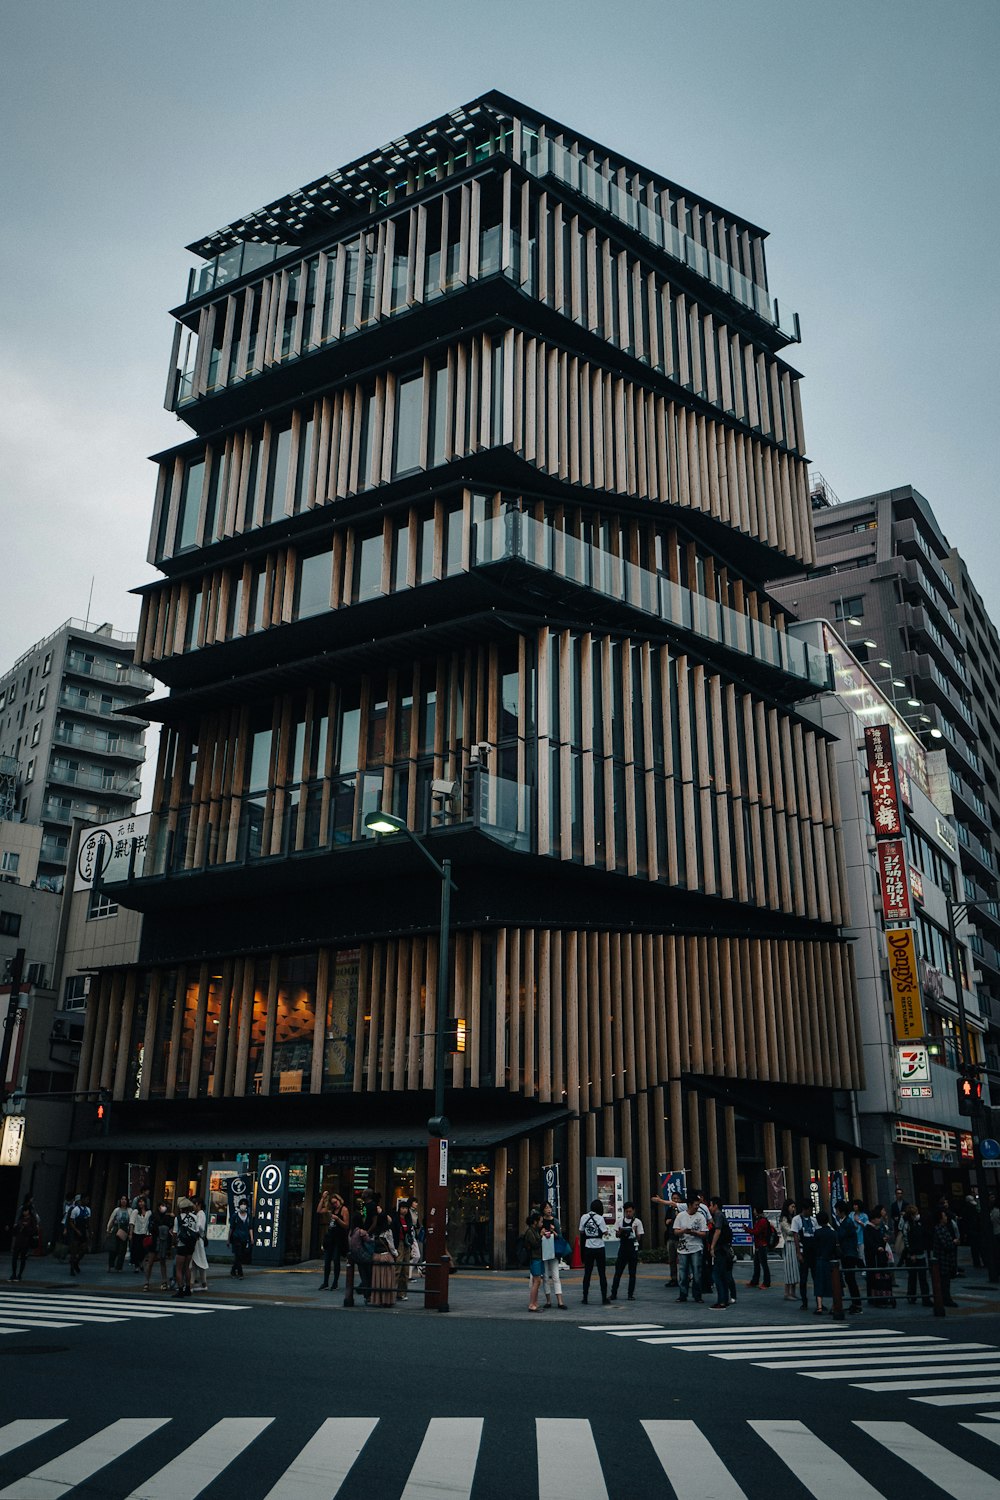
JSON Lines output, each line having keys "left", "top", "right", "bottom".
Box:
{"left": 773, "top": 484, "right": 1000, "bottom": 1150}
{"left": 71, "top": 92, "right": 862, "bottom": 1262}
{"left": 0, "top": 621, "right": 152, "bottom": 894}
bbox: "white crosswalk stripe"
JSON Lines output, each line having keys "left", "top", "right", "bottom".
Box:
{"left": 582, "top": 1321, "right": 1000, "bottom": 1419}
{"left": 0, "top": 1416, "right": 999, "bottom": 1496}
{"left": 0, "top": 1292, "right": 250, "bottom": 1336}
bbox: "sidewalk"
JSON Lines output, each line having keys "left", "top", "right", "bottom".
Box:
{"left": 11, "top": 1250, "right": 1000, "bottom": 1320}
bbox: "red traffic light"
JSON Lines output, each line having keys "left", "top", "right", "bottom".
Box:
{"left": 96, "top": 1102, "right": 106, "bottom": 1120}
{"left": 957, "top": 1075, "right": 983, "bottom": 1115}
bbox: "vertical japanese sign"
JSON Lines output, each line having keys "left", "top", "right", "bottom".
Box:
{"left": 877, "top": 839, "right": 912, "bottom": 922}
{"left": 865, "top": 725, "right": 903, "bottom": 838}
{"left": 886, "top": 927, "right": 926, "bottom": 1041}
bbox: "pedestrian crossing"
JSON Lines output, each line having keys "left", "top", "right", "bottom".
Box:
{"left": 0, "top": 1415, "right": 999, "bottom": 1497}
{"left": 0, "top": 1291, "right": 249, "bottom": 1334}
{"left": 582, "top": 1321, "right": 1000, "bottom": 1420}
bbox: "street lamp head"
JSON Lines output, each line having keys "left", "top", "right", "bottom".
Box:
{"left": 929, "top": 727, "right": 943, "bottom": 739}
{"left": 365, "top": 810, "right": 408, "bottom": 837}
{"left": 907, "top": 697, "right": 921, "bottom": 708}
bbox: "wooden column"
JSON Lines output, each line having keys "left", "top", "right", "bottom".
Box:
{"left": 724, "top": 1105, "right": 739, "bottom": 1202}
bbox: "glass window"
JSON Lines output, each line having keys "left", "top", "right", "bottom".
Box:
{"left": 263, "top": 424, "right": 292, "bottom": 524}
{"left": 87, "top": 888, "right": 118, "bottom": 920}
{"left": 63, "top": 974, "right": 90, "bottom": 1008}
{"left": 175, "top": 458, "right": 205, "bottom": 553}
{"left": 0, "top": 911, "right": 21, "bottom": 936}
{"left": 393, "top": 372, "right": 423, "bottom": 477}
{"left": 357, "top": 390, "right": 375, "bottom": 490}
{"left": 392, "top": 520, "right": 410, "bottom": 591}
{"left": 248, "top": 722, "right": 272, "bottom": 792}
{"left": 294, "top": 414, "right": 315, "bottom": 512}
{"left": 226, "top": 573, "right": 244, "bottom": 640}
{"left": 37, "top": 684, "right": 47, "bottom": 710}
{"left": 1, "top": 851, "right": 20, "bottom": 874}
{"left": 416, "top": 513, "right": 435, "bottom": 584}
{"left": 336, "top": 694, "right": 361, "bottom": 775}
{"left": 323, "top": 946, "right": 359, "bottom": 1089}
{"left": 353, "top": 530, "right": 384, "bottom": 603}
{"left": 184, "top": 587, "right": 203, "bottom": 651}
{"left": 428, "top": 363, "right": 448, "bottom": 467}
{"left": 270, "top": 953, "right": 317, "bottom": 1094}
{"left": 295, "top": 546, "right": 332, "bottom": 619}
{"left": 443, "top": 501, "right": 464, "bottom": 576}
{"left": 834, "top": 596, "right": 864, "bottom": 621}
{"left": 247, "top": 565, "right": 268, "bottom": 633}
{"left": 42, "top": 654, "right": 51, "bottom": 676}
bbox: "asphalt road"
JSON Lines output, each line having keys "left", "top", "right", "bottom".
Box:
{"left": 1, "top": 1267, "right": 999, "bottom": 1498}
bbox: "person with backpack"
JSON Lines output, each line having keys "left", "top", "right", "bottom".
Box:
{"left": 833, "top": 1200, "right": 864, "bottom": 1313}
{"left": 791, "top": 1199, "right": 818, "bottom": 1309}
{"left": 105, "top": 1196, "right": 132, "bottom": 1272}
{"left": 173, "top": 1197, "right": 200, "bottom": 1298}
{"left": 578, "top": 1199, "right": 610, "bottom": 1305}
{"left": 708, "top": 1196, "right": 737, "bottom": 1309}
{"left": 747, "top": 1208, "right": 773, "bottom": 1289}
{"left": 67, "top": 1195, "right": 91, "bottom": 1276}
{"left": 610, "top": 1202, "right": 644, "bottom": 1301}
{"left": 228, "top": 1197, "right": 252, "bottom": 1280}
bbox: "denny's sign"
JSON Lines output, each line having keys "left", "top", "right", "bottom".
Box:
{"left": 886, "top": 926, "right": 926, "bottom": 1041}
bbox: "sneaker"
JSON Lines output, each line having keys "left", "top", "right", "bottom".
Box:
{"left": 710, "top": 1302, "right": 730, "bottom": 1309}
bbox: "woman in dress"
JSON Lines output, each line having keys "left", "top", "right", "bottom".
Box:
{"left": 779, "top": 1199, "right": 799, "bottom": 1300}
{"left": 368, "top": 1209, "right": 399, "bottom": 1308}
{"left": 191, "top": 1196, "right": 209, "bottom": 1289}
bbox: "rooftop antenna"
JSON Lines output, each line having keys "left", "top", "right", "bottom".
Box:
{"left": 85, "top": 575, "right": 94, "bottom": 631}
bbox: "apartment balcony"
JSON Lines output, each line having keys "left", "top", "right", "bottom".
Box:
{"left": 39, "top": 836, "right": 69, "bottom": 866}
{"left": 46, "top": 761, "right": 141, "bottom": 799}
{"left": 949, "top": 770, "right": 992, "bottom": 837}
{"left": 934, "top": 710, "right": 983, "bottom": 778}
{"left": 903, "top": 651, "right": 976, "bottom": 732}
{"left": 898, "top": 560, "right": 962, "bottom": 646}
{"left": 58, "top": 688, "right": 149, "bottom": 726}
{"left": 903, "top": 605, "right": 970, "bottom": 687}
{"left": 955, "top": 819, "right": 997, "bottom": 879}
{"left": 53, "top": 724, "right": 146, "bottom": 763}
{"left": 893, "top": 519, "right": 957, "bottom": 605}
{"left": 64, "top": 650, "right": 153, "bottom": 694}
{"left": 42, "top": 796, "right": 113, "bottom": 827}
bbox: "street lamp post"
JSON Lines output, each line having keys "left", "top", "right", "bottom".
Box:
{"left": 944, "top": 890, "right": 997, "bottom": 1280}
{"left": 364, "top": 810, "right": 456, "bottom": 1310}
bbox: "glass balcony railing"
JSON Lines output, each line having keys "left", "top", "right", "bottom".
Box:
{"left": 53, "top": 725, "right": 145, "bottom": 760}
{"left": 524, "top": 138, "right": 799, "bottom": 341}
{"left": 59, "top": 688, "right": 146, "bottom": 721}
{"left": 65, "top": 651, "right": 153, "bottom": 692}
{"left": 48, "top": 761, "right": 141, "bottom": 798}
{"left": 186, "top": 240, "right": 297, "bottom": 303}
{"left": 482, "top": 509, "right": 830, "bottom": 691}
{"left": 122, "top": 768, "right": 531, "bottom": 883}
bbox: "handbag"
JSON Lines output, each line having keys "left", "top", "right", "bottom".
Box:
{"left": 554, "top": 1235, "right": 570, "bottom": 1258}
{"left": 142, "top": 1234, "right": 154, "bottom": 1250}
{"left": 115, "top": 1227, "right": 129, "bottom": 1242}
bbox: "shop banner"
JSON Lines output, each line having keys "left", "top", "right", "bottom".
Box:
{"left": 723, "top": 1205, "right": 753, "bottom": 1247}
{"left": 886, "top": 927, "right": 926, "bottom": 1041}
{"left": 765, "top": 1168, "right": 786, "bottom": 1210}
{"left": 877, "top": 839, "right": 911, "bottom": 922}
{"left": 865, "top": 724, "right": 903, "bottom": 838}
{"left": 542, "top": 1163, "right": 562, "bottom": 1224}
{"left": 659, "top": 1170, "right": 687, "bottom": 1201}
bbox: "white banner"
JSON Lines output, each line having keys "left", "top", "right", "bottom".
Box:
{"left": 74, "top": 814, "right": 150, "bottom": 891}
{"left": 0, "top": 1115, "right": 26, "bottom": 1167}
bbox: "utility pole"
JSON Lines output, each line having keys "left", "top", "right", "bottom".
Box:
{"left": 0, "top": 948, "right": 26, "bottom": 1107}
{"left": 945, "top": 893, "right": 996, "bottom": 1280}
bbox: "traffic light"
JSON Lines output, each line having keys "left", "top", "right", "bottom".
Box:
{"left": 443, "top": 1018, "right": 467, "bottom": 1054}
{"left": 96, "top": 1088, "right": 111, "bottom": 1134}
{"left": 957, "top": 1074, "right": 983, "bottom": 1116}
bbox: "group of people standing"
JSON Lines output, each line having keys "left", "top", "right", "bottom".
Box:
{"left": 320, "top": 1190, "right": 425, "bottom": 1308}
{"left": 777, "top": 1192, "right": 964, "bottom": 1313}
{"left": 49, "top": 1191, "right": 211, "bottom": 1295}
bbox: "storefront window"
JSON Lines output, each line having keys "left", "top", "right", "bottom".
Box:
{"left": 270, "top": 954, "right": 317, "bottom": 1093}
{"left": 248, "top": 960, "right": 270, "bottom": 1093}
{"left": 389, "top": 1151, "right": 417, "bottom": 1212}
{"left": 447, "top": 1149, "right": 493, "bottom": 1266}
{"left": 174, "top": 976, "right": 200, "bottom": 1097}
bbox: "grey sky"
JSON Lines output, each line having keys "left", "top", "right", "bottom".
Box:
{"left": 2, "top": 0, "right": 998, "bottom": 676}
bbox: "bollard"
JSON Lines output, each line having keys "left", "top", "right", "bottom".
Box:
{"left": 831, "top": 1260, "right": 845, "bottom": 1321}
{"left": 929, "top": 1258, "right": 945, "bottom": 1318}
{"left": 343, "top": 1258, "right": 356, "bottom": 1308}
{"left": 423, "top": 1249, "right": 453, "bottom": 1312}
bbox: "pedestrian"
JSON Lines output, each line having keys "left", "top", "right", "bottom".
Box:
{"left": 143, "top": 1202, "right": 172, "bottom": 1291}
{"left": 9, "top": 1206, "right": 38, "bottom": 1281}
{"left": 105, "top": 1196, "right": 131, "bottom": 1272}
{"left": 539, "top": 1214, "right": 567, "bottom": 1308}
{"left": 541, "top": 1200, "right": 569, "bottom": 1270}
{"left": 779, "top": 1200, "right": 799, "bottom": 1300}
{"left": 319, "top": 1192, "right": 349, "bottom": 1290}
{"left": 524, "top": 1210, "right": 544, "bottom": 1312}
{"left": 67, "top": 1195, "right": 91, "bottom": 1276}
{"left": 610, "top": 1202, "right": 643, "bottom": 1301}
{"left": 409, "top": 1199, "right": 425, "bottom": 1280}
{"left": 901, "top": 1202, "right": 932, "bottom": 1306}
{"left": 708, "top": 1197, "right": 737, "bottom": 1309}
{"left": 228, "top": 1197, "right": 252, "bottom": 1279}
{"left": 578, "top": 1199, "right": 610, "bottom": 1305}
{"left": 650, "top": 1187, "right": 681, "bottom": 1287}
{"left": 812, "top": 1210, "right": 836, "bottom": 1315}
{"left": 393, "top": 1197, "right": 418, "bottom": 1303}
{"left": 833, "top": 1201, "right": 863, "bottom": 1314}
{"left": 129, "top": 1197, "right": 151, "bottom": 1274}
{"left": 368, "top": 1207, "right": 398, "bottom": 1308}
{"left": 747, "top": 1206, "right": 772, "bottom": 1289}
{"left": 889, "top": 1185, "right": 907, "bottom": 1232}
{"left": 932, "top": 1207, "right": 960, "bottom": 1307}
{"left": 672, "top": 1191, "right": 707, "bottom": 1304}
{"left": 172, "top": 1197, "right": 199, "bottom": 1298}
{"left": 791, "top": 1199, "right": 818, "bottom": 1309}
{"left": 962, "top": 1192, "right": 983, "bottom": 1270}
{"left": 349, "top": 1212, "right": 373, "bottom": 1301}
{"left": 191, "top": 1197, "right": 209, "bottom": 1289}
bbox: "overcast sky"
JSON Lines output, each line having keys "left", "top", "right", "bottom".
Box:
{"left": 2, "top": 0, "right": 998, "bottom": 680}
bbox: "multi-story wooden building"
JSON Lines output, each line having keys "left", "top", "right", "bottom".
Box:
{"left": 73, "top": 93, "right": 863, "bottom": 1262}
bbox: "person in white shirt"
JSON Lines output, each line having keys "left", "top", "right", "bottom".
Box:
{"left": 578, "top": 1199, "right": 610, "bottom": 1305}
{"left": 673, "top": 1192, "right": 708, "bottom": 1303}
{"left": 610, "top": 1202, "right": 644, "bottom": 1301}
